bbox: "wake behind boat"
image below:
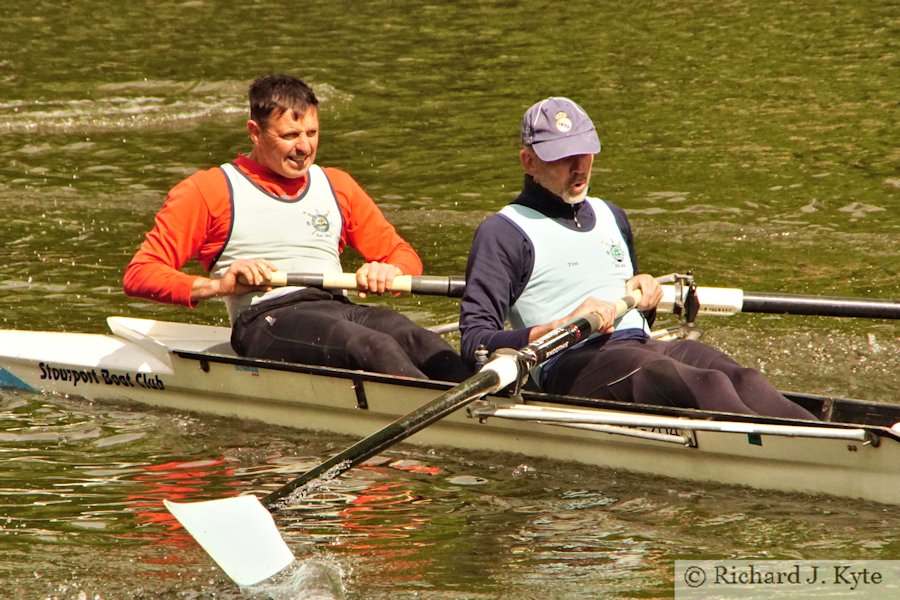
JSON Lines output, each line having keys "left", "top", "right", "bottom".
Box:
{"left": 1, "top": 304, "right": 899, "bottom": 506}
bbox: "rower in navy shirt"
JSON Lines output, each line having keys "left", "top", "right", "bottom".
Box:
{"left": 459, "top": 97, "right": 817, "bottom": 419}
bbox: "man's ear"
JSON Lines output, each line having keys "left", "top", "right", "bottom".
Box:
{"left": 519, "top": 147, "right": 537, "bottom": 175}
{"left": 247, "top": 119, "right": 262, "bottom": 144}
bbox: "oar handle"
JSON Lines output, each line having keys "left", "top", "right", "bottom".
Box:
{"left": 525, "top": 289, "right": 641, "bottom": 365}
{"left": 264, "top": 272, "right": 466, "bottom": 297}
{"left": 615, "top": 289, "right": 642, "bottom": 316}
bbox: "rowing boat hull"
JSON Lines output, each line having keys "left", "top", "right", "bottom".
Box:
{"left": 1, "top": 317, "right": 898, "bottom": 505}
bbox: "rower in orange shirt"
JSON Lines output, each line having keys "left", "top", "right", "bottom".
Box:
{"left": 124, "top": 73, "right": 470, "bottom": 382}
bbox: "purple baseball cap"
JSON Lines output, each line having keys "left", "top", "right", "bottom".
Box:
{"left": 521, "top": 97, "right": 601, "bottom": 161}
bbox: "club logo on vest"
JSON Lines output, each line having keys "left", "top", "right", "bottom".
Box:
{"left": 305, "top": 210, "right": 332, "bottom": 234}
{"left": 606, "top": 239, "right": 625, "bottom": 263}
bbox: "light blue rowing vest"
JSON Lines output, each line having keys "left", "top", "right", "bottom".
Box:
{"left": 212, "top": 163, "right": 343, "bottom": 323}
{"left": 499, "top": 197, "right": 649, "bottom": 335}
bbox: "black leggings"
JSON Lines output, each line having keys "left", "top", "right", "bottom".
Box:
{"left": 231, "top": 289, "right": 472, "bottom": 382}
{"left": 541, "top": 337, "right": 817, "bottom": 420}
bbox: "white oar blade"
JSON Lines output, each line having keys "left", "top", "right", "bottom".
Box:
{"left": 164, "top": 495, "right": 295, "bottom": 587}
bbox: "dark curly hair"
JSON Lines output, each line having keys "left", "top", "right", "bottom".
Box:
{"left": 248, "top": 73, "right": 319, "bottom": 129}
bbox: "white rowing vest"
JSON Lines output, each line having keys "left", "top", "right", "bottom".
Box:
{"left": 212, "top": 163, "right": 343, "bottom": 323}
{"left": 499, "top": 197, "right": 649, "bottom": 335}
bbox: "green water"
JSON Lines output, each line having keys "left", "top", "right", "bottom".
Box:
{"left": 0, "top": 0, "right": 897, "bottom": 597}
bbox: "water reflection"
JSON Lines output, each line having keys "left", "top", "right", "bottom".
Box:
{"left": 2, "top": 388, "right": 900, "bottom": 598}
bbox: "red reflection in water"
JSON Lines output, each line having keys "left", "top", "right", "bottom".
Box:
{"left": 337, "top": 459, "right": 443, "bottom": 538}
{"left": 388, "top": 459, "right": 443, "bottom": 476}
{"left": 127, "top": 458, "right": 239, "bottom": 529}
{"left": 116, "top": 457, "right": 243, "bottom": 575}
{"left": 338, "top": 474, "right": 441, "bottom": 581}
{"left": 322, "top": 460, "right": 447, "bottom": 582}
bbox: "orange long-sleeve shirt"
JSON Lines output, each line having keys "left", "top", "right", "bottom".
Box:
{"left": 123, "top": 155, "right": 423, "bottom": 307}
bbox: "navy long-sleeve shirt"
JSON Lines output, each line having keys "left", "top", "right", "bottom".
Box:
{"left": 459, "top": 175, "right": 641, "bottom": 368}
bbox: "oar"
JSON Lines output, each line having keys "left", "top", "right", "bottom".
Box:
{"left": 164, "top": 290, "right": 642, "bottom": 587}
{"left": 262, "top": 272, "right": 898, "bottom": 320}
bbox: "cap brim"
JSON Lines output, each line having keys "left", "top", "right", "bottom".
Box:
{"left": 532, "top": 129, "right": 601, "bottom": 162}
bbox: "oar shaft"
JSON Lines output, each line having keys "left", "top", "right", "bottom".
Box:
{"left": 262, "top": 368, "right": 503, "bottom": 508}
{"left": 740, "top": 292, "right": 900, "bottom": 319}
{"left": 261, "top": 290, "right": 640, "bottom": 509}
{"left": 658, "top": 285, "right": 899, "bottom": 319}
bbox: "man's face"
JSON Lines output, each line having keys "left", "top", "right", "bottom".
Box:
{"left": 520, "top": 148, "right": 593, "bottom": 204}
{"left": 247, "top": 107, "right": 319, "bottom": 179}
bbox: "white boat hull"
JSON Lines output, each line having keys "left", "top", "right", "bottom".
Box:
{"left": 1, "top": 317, "right": 898, "bottom": 505}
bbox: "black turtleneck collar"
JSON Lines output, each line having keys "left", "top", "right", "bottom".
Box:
{"left": 511, "top": 174, "right": 596, "bottom": 231}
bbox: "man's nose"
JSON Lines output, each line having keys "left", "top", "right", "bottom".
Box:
{"left": 294, "top": 135, "right": 312, "bottom": 154}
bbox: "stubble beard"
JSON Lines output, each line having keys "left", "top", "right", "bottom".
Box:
{"left": 561, "top": 188, "right": 588, "bottom": 205}
{"left": 560, "top": 176, "right": 589, "bottom": 205}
